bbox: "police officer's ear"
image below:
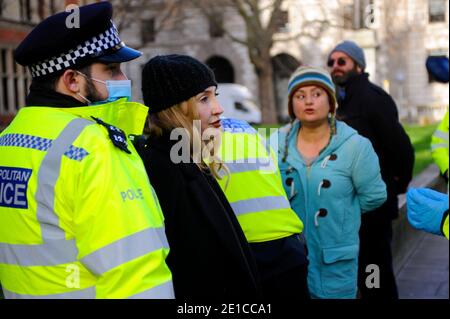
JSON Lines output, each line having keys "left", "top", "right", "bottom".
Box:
{"left": 58, "top": 69, "right": 84, "bottom": 94}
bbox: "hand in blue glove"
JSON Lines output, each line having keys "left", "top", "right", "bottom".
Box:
{"left": 407, "top": 188, "right": 449, "bottom": 235}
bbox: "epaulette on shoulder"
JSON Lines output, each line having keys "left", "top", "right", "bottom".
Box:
{"left": 91, "top": 116, "right": 131, "bottom": 154}
{"left": 221, "top": 118, "right": 256, "bottom": 134}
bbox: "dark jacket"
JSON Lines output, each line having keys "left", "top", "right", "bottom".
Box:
{"left": 138, "top": 132, "right": 262, "bottom": 301}
{"left": 336, "top": 73, "right": 415, "bottom": 219}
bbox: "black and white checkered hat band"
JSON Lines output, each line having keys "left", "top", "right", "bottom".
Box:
{"left": 30, "top": 24, "right": 123, "bottom": 78}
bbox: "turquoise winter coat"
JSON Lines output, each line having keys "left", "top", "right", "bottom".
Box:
{"left": 277, "top": 120, "right": 387, "bottom": 299}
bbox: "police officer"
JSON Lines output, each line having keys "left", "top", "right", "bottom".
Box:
{"left": 427, "top": 56, "right": 449, "bottom": 184}
{"left": 431, "top": 110, "right": 449, "bottom": 183}
{"left": 0, "top": 2, "right": 173, "bottom": 299}
{"left": 217, "top": 119, "right": 310, "bottom": 299}
{"left": 405, "top": 57, "right": 450, "bottom": 242}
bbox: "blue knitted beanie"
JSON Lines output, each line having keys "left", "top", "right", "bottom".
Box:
{"left": 329, "top": 40, "right": 366, "bottom": 69}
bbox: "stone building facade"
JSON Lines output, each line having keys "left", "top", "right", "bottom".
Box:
{"left": 121, "top": 0, "right": 449, "bottom": 123}
{"left": 1, "top": 0, "right": 448, "bottom": 124}
{"left": 0, "top": 0, "right": 97, "bottom": 126}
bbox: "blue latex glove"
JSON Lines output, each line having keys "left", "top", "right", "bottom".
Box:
{"left": 407, "top": 188, "right": 449, "bottom": 235}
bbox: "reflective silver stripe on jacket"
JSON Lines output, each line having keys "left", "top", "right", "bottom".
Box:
{"left": 432, "top": 143, "right": 448, "bottom": 151}
{"left": 222, "top": 131, "right": 276, "bottom": 173}
{"left": 80, "top": 227, "right": 170, "bottom": 276}
{"left": 128, "top": 281, "right": 175, "bottom": 299}
{"left": 2, "top": 286, "right": 96, "bottom": 299}
{"left": 0, "top": 239, "right": 77, "bottom": 266}
{"left": 36, "top": 118, "right": 93, "bottom": 240}
{"left": 230, "top": 196, "right": 291, "bottom": 217}
{"left": 433, "top": 130, "right": 449, "bottom": 141}
{"left": 224, "top": 158, "right": 276, "bottom": 174}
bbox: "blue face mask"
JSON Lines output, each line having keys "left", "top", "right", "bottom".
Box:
{"left": 90, "top": 79, "right": 132, "bottom": 105}
{"left": 76, "top": 71, "right": 132, "bottom": 105}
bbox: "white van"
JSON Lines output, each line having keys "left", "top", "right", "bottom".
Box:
{"left": 216, "top": 83, "right": 262, "bottom": 124}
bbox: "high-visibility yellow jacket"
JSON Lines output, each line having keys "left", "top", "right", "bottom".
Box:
{"left": 443, "top": 213, "right": 449, "bottom": 239}
{"left": 0, "top": 99, "right": 173, "bottom": 299}
{"left": 216, "top": 119, "right": 303, "bottom": 243}
{"left": 431, "top": 110, "right": 449, "bottom": 176}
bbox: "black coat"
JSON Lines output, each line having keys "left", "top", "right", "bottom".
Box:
{"left": 336, "top": 73, "right": 415, "bottom": 219}
{"left": 138, "top": 133, "right": 262, "bottom": 301}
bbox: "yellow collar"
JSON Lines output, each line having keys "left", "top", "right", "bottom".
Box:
{"left": 56, "top": 98, "right": 149, "bottom": 136}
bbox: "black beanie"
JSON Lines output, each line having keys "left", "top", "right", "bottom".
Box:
{"left": 142, "top": 54, "right": 218, "bottom": 114}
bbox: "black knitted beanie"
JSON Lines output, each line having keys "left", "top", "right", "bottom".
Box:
{"left": 142, "top": 54, "right": 218, "bottom": 114}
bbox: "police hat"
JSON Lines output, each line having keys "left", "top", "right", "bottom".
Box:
{"left": 426, "top": 56, "right": 449, "bottom": 84}
{"left": 14, "top": 1, "right": 141, "bottom": 78}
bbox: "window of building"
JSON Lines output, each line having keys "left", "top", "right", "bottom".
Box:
{"left": 37, "top": 0, "right": 58, "bottom": 21}
{"left": 50, "top": 0, "right": 56, "bottom": 15}
{"left": 19, "top": 0, "right": 32, "bottom": 22}
{"left": 0, "top": 48, "right": 31, "bottom": 115}
{"left": 359, "top": 0, "right": 375, "bottom": 28}
{"left": 429, "top": 0, "right": 447, "bottom": 23}
{"left": 38, "top": 0, "right": 45, "bottom": 20}
{"left": 0, "top": 0, "right": 5, "bottom": 17}
{"left": 209, "top": 13, "right": 224, "bottom": 38}
{"left": 343, "top": 4, "right": 355, "bottom": 29}
{"left": 343, "top": 0, "right": 375, "bottom": 29}
{"left": 141, "top": 18, "right": 156, "bottom": 44}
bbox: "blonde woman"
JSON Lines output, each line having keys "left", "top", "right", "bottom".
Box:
{"left": 139, "top": 55, "right": 261, "bottom": 300}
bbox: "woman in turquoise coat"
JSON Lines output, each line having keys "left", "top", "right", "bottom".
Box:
{"left": 277, "top": 66, "right": 387, "bottom": 298}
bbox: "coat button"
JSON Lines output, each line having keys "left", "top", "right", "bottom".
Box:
{"left": 286, "top": 177, "right": 294, "bottom": 186}
{"left": 322, "top": 179, "right": 331, "bottom": 188}
{"left": 319, "top": 208, "right": 328, "bottom": 217}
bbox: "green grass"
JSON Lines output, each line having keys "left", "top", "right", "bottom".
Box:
{"left": 403, "top": 123, "right": 438, "bottom": 176}
{"left": 253, "top": 123, "right": 437, "bottom": 176}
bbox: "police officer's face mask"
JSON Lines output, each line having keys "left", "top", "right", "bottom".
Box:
{"left": 77, "top": 71, "right": 132, "bottom": 105}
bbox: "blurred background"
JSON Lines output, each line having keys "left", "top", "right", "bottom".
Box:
{"left": 1, "top": 0, "right": 448, "bottom": 125}
{"left": 0, "top": 0, "right": 448, "bottom": 299}
{"left": 1, "top": 0, "right": 448, "bottom": 176}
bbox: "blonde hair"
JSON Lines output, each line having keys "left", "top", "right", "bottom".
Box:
{"left": 148, "top": 97, "right": 229, "bottom": 180}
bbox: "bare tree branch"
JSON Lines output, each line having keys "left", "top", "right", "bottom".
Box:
{"left": 113, "top": 0, "right": 140, "bottom": 32}
{"left": 187, "top": 0, "right": 288, "bottom": 122}
{"left": 115, "top": 0, "right": 341, "bottom": 123}
{"left": 114, "top": 0, "right": 185, "bottom": 34}
{"left": 190, "top": 0, "right": 250, "bottom": 46}
{"left": 259, "top": 0, "right": 278, "bottom": 13}
{"left": 230, "top": 0, "right": 252, "bottom": 25}
{"left": 266, "top": 0, "right": 284, "bottom": 36}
